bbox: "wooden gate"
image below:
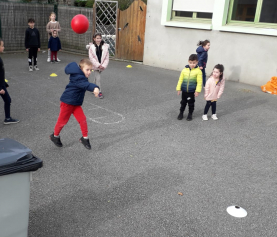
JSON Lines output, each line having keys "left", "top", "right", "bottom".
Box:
{"left": 115, "top": 0, "right": 146, "bottom": 61}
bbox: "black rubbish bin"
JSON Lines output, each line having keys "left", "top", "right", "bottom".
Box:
{"left": 0, "top": 138, "right": 43, "bottom": 237}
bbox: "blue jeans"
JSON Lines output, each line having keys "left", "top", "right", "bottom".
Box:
{"left": 201, "top": 68, "right": 206, "bottom": 87}
{"left": 0, "top": 87, "right": 11, "bottom": 119}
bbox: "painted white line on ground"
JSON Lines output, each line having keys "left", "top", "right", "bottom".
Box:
{"left": 48, "top": 101, "right": 59, "bottom": 107}
{"left": 267, "top": 120, "right": 277, "bottom": 126}
{"left": 85, "top": 101, "right": 125, "bottom": 125}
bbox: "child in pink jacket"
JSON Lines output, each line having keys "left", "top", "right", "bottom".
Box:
{"left": 202, "top": 64, "right": 225, "bottom": 121}
{"left": 86, "top": 33, "right": 109, "bottom": 99}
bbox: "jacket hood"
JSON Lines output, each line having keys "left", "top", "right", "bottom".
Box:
{"left": 65, "top": 62, "right": 84, "bottom": 76}
{"left": 196, "top": 46, "right": 205, "bottom": 53}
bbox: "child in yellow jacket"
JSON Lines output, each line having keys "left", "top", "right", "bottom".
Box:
{"left": 176, "top": 54, "right": 202, "bottom": 121}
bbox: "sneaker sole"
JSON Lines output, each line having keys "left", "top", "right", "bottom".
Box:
{"left": 4, "top": 121, "right": 20, "bottom": 125}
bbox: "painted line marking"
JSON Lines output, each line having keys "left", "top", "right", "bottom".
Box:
{"left": 85, "top": 101, "right": 125, "bottom": 125}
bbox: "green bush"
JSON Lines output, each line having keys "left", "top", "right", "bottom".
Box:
{"left": 85, "top": 0, "right": 94, "bottom": 8}
{"left": 73, "top": 0, "right": 147, "bottom": 10}
{"left": 74, "top": 0, "right": 87, "bottom": 7}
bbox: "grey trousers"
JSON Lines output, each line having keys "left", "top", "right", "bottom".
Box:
{"left": 93, "top": 70, "right": 102, "bottom": 91}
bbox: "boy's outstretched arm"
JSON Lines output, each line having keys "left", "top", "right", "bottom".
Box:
{"left": 75, "top": 79, "right": 100, "bottom": 93}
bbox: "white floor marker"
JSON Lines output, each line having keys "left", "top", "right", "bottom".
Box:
{"left": 227, "top": 206, "right": 247, "bottom": 218}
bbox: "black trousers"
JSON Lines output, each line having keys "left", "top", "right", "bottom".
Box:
{"left": 0, "top": 87, "right": 11, "bottom": 119}
{"left": 180, "top": 92, "right": 195, "bottom": 114}
{"left": 204, "top": 101, "right": 217, "bottom": 114}
{"left": 28, "top": 47, "right": 38, "bottom": 66}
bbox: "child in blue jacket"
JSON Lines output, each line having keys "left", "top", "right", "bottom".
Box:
{"left": 196, "top": 39, "right": 210, "bottom": 87}
{"left": 50, "top": 59, "right": 100, "bottom": 150}
{"left": 48, "top": 30, "right": 61, "bottom": 63}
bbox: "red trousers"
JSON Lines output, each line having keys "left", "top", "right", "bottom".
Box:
{"left": 54, "top": 102, "right": 88, "bottom": 137}
{"left": 51, "top": 51, "right": 57, "bottom": 61}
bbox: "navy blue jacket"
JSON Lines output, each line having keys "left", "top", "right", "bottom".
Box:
{"left": 48, "top": 36, "right": 61, "bottom": 51}
{"left": 196, "top": 46, "right": 208, "bottom": 68}
{"left": 60, "top": 62, "right": 99, "bottom": 106}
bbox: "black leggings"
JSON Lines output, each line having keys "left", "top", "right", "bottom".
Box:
{"left": 0, "top": 87, "right": 11, "bottom": 119}
{"left": 204, "top": 101, "right": 216, "bottom": 115}
{"left": 28, "top": 47, "right": 38, "bottom": 66}
{"left": 180, "top": 92, "right": 195, "bottom": 114}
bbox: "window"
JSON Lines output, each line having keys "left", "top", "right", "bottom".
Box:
{"left": 228, "top": 0, "right": 277, "bottom": 26}
{"left": 172, "top": 0, "right": 214, "bottom": 21}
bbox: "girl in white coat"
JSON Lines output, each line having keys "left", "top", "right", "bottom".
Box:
{"left": 202, "top": 64, "right": 225, "bottom": 121}
{"left": 87, "top": 33, "right": 109, "bottom": 99}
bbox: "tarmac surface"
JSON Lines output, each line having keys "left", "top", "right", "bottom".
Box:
{"left": 1, "top": 51, "right": 277, "bottom": 237}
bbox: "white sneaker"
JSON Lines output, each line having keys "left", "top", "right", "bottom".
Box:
{"left": 56, "top": 58, "right": 61, "bottom": 62}
{"left": 47, "top": 57, "right": 50, "bottom": 62}
{"left": 34, "top": 65, "right": 39, "bottom": 71}
{"left": 29, "top": 66, "right": 33, "bottom": 71}
{"left": 202, "top": 114, "right": 208, "bottom": 121}
{"left": 211, "top": 114, "right": 218, "bottom": 120}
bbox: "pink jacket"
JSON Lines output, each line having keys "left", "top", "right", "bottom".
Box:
{"left": 88, "top": 43, "right": 110, "bottom": 71}
{"left": 204, "top": 76, "right": 225, "bottom": 101}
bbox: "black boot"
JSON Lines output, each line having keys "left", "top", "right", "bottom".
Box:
{"left": 177, "top": 112, "right": 184, "bottom": 120}
{"left": 186, "top": 113, "right": 193, "bottom": 121}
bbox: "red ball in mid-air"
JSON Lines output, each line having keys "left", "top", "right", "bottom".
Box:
{"left": 71, "top": 14, "right": 89, "bottom": 34}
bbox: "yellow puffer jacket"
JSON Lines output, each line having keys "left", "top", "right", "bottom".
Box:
{"left": 176, "top": 65, "right": 203, "bottom": 93}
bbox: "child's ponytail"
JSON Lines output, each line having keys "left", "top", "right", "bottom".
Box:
{"left": 197, "top": 39, "right": 210, "bottom": 47}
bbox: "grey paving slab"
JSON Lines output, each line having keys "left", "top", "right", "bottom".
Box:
{"left": 1, "top": 51, "right": 277, "bottom": 237}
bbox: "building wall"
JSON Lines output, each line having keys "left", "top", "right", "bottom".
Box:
{"left": 143, "top": 0, "right": 277, "bottom": 86}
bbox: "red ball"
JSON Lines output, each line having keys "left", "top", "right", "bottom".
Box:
{"left": 71, "top": 14, "right": 89, "bottom": 34}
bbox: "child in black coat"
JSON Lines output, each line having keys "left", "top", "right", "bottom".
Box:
{"left": 0, "top": 38, "right": 20, "bottom": 124}
{"left": 25, "top": 18, "right": 40, "bottom": 71}
{"left": 48, "top": 30, "right": 61, "bottom": 63}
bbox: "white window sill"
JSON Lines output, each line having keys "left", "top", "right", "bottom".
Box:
{"left": 162, "top": 20, "right": 212, "bottom": 30}
{"left": 216, "top": 25, "right": 277, "bottom": 36}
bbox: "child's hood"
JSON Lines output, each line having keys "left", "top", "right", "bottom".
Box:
{"left": 196, "top": 46, "right": 205, "bottom": 53}
{"left": 65, "top": 62, "right": 84, "bottom": 77}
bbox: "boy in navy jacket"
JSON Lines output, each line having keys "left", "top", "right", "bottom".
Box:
{"left": 48, "top": 30, "right": 61, "bottom": 63}
{"left": 50, "top": 59, "right": 100, "bottom": 150}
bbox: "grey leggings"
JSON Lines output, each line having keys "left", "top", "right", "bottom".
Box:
{"left": 93, "top": 70, "right": 102, "bottom": 92}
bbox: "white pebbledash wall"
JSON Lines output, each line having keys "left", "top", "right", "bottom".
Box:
{"left": 143, "top": 0, "right": 277, "bottom": 86}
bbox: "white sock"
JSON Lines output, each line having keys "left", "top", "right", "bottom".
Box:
{"left": 83, "top": 137, "right": 88, "bottom": 139}
{"left": 54, "top": 135, "right": 59, "bottom": 138}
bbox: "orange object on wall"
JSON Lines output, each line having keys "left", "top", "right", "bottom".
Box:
{"left": 261, "top": 77, "right": 277, "bottom": 95}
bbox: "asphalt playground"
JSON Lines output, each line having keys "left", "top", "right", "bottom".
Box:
{"left": 1, "top": 51, "right": 277, "bottom": 237}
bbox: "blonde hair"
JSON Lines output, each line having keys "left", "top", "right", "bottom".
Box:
{"left": 79, "top": 58, "right": 93, "bottom": 68}
{"left": 49, "top": 12, "right": 56, "bottom": 21}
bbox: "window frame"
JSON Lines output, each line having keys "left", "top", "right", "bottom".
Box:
{"left": 161, "top": 0, "right": 277, "bottom": 35}
{"left": 227, "top": 0, "right": 277, "bottom": 28}
{"left": 172, "top": 11, "right": 213, "bottom": 23}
